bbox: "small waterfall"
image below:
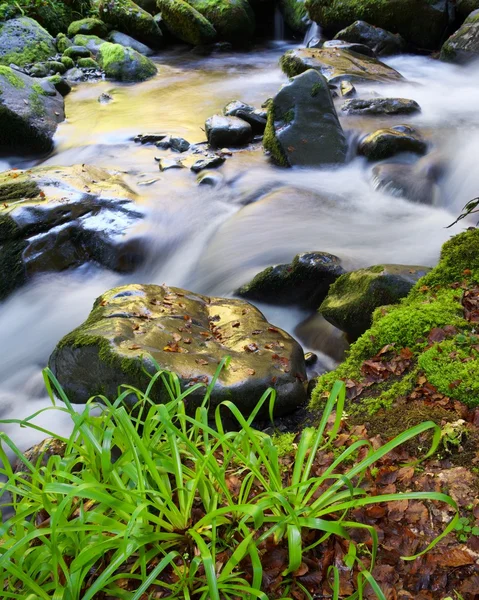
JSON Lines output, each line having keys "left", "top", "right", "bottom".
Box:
{"left": 274, "top": 6, "right": 285, "bottom": 41}
{"left": 303, "top": 21, "right": 321, "bottom": 47}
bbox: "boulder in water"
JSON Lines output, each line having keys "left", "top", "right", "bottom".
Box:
{"left": 67, "top": 18, "right": 108, "bottom": 38}
{"left": 372, "top": 161, "right": 439, "bottom": 205}
{"left": 320, "top": 264, "right": 431, "bottom": 340}
{"left": 187, "top": 0, "right": 255, "bottom": 45}
{"left": 205, "top": 114, "right": 253, "bottom": 148}
{"left": 0, "top": 17, "right": 56, "bottom": 67}
{"left": 440, "top": 9, "right": 479, "bottom": 64}
{"left": 280, "top": 47, "right": 404, "bottom": 84}
{"left": 304, "top": 0, "right": 451, "bottom": 50}
{"left": 334, "top": 20, "right": 406, "bottom": 56}
{"left": 48, "top": 283, "right": 307, "bottom": 416}
{"left": 358, "top": 126, "right": 427, "bottom": 161}
{"left": 191, "top": 155, "right": 226, "bottom": 172}
{"left": 0, "top": 66, "right": 64, "bottom": 153}
{"left": 0, "top": 165, "right": 146, "bottom": 300}
{"left": 97, "top": 0, "right": 164, "bottom": 48}
{"left": 155, "top": 0, "right": 217, "bottom": 45}
{"left": 237, "top": 251, "right": 346, "bottom": 309}
{"left": 341, "top": 98, "right": 421, "bottom": 116}
{"left": 263, "top": 69, "right": 347, "bottom": 167}
{"left": 97, "top": 42, "right": 157, "bottom": 81}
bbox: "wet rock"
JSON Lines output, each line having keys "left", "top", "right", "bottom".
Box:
{"left": 28, "top": 63, "right": 50, "bottom": 78}
{"left": 320, "top": 264, "right": 431, "bottom": 340}
{"left": 108, "top": 30, "right": 155, "bottom": 56}
{"left": 237, "top": 251, "right": 345, "bottom": 309}
{"left": 0, "top": 66, "right": 64, "bottom": 154}
{"left": 341, "top": 98, "right": 421, "bottom": 116}
{"left": 97, "top": 42, "right": 157, "bottom": 82}
{"left": 191, "top": 155, "right": 226, "bottom": 172}
{"left": 278, "top": 0, "right": 309, "bottom": 34}
{"left": 280, "top": 47, "right": 404, "bottom": 84}
{"left": 358, "top": 126, "right": 427, "bottom": 161}
{"left": 263, "top": 69, "right": 347, "bottom": 167}
{"left": 56, "top": 33, "right": 72, "bottom": 54}
{"left": 61, "top": 56, "right": 75, "bottom": 70}
{"left": 98, "top": 92, "right": 113, "bottom": 104}
{"left": 440, "top": 9, "right": 479, "bottom": 64}
{"left": 456, "top": 0, "right": 479, "bottom": 21}
{"left": 48, "top": 283, "right": 307, "bottom": 417}
{"left": 307, "top": 36, "right": 325, "bottom": 49}
{"left": 305, "top": 0, "right": 451, "bottom": 50}
{"left": 170, "top": 136, "right": 190, "bottom": 152}
{"left": 65, "top": 67, "right": 85, "bottom": 82}
{"left": 63, "top": 45, "right": 92, "bottom": 60}
{"left": 68, "top": 18, "right": 108, "bottom": 39}
{"left": 77, "top": 57, "right": 100, "bottom": 70}
{"left": 223, "top": 100, "right": 256, "bottom": 116}
{"left": 187, "top": 0, "right": 255, "bottom": 45}
{"left": 46, "top": 60, "right": 66, "bottom": 75}
{"left": 73, "top": 34, "right": 107, "bottom": 56}
{"left": 159, "top": 158, "right": 185, "bottom": 171}
{"left": 48, "top": 75, "right": 71, "bottom": 97}
{"left": 323, "top": 39, "right": 376, "bottom": 58}
{"left": 97, "top": 0, "right": 164, "bottom": 48}
{"left": 338, "top": 81, "right": 355, "bottom": 99}
{"left": 0, "top": 17, "right": 56, "bottom": 67}
{"left": 205, "top": 114, "right": 253, "bottom": 148}
{"left": 0, "top": 165, "right": 146, "bottom": 300}
{"left": 235, "top": 110, "right": 267, "bottom": 134}
{"left": 196, "top": 169, "right": 225, "bottom": 185}
{"left": 334, "top": 21, "right": 406, "bottom": 56}
{"left": 37, "top": 80, "right": 57, "bottom": 96}
{"left": 156, "top": 0, "right": 217, "bottom": 46}
{"left": 134, "top": 132, "right": 167, "bottom": 143}
{"left": 371, "top": 161, "right": 438, "bottom": 205}
{"left": 156, "top": 135, "right": 172, "bottom": 149}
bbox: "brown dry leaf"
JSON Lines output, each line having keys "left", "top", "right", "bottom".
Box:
{"left": 431, "top": 548, "right": 475, "bottom": 567}
{"left": 195, "top": 358, "right": 208, "bottom": 366}
{"left": 293, "top": 562, "right": 309, "bottom": 577}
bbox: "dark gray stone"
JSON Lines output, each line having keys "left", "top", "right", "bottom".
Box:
{"left": 323, "top": 39, "right": 376, "bottom": 57}
{"left": 107, "top": 30, "right": 155, "bottom": 56}
{"left": 205, "top": 114, "right": 253, "bottom": 148}
{"left": 341, "top": 97, "right": 421, "bottom": 116}
{"left": 358, "top": 126, "right": 427, "bottom": 161}
{"left": 334, "top": 21, "right": 406, "bottom": 56}
{"left": 0, "top": 17, "right": 56, "bottom": 67}
{"left": 63, "top": 45, "right": 92, "bottom": 59}
{"left": 191, "top": 155, "right": 226, "bottom": 172}
{"left": 170, "top": 136, "right": 190, "bottom": 152}
{"left": 440, "top": 9, "right": 479, "bottom": 64}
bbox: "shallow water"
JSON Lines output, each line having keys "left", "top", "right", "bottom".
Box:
{"left": 1, "top": 44, "right": 479, "bottom": 452}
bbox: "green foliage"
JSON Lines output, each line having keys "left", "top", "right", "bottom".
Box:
{"left": 263, "top": 104, "right": 289, "bottom": 166}
{"left": 9, "top": 0, "right": 93, "bottom": 35}
{"left": 454, "top": 515, "right": 479, "bottom": 542}
{"left": 0, "top": 65, "right": 25, "bottom": 88}
{"left": 0, "top": 369, "right": 458, "bottom": 599}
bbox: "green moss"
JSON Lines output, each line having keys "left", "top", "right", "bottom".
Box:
{"left": 77, "top": 58, "right": 99, "bottom": 69}
{"left": 61, "top": 56, "right": 75, "bottom": 69}
{"left": 278, "top": 0, "right": 309, "bottom": 34}
{"left": 97, "top": 0, "right": 163, "bottom": 47}
{"left": 97, "top": 42, "right": 157, "bottom": 81}
{"left": 311, "top": 83, "right": 322, "bottom": 97}
{"left": 187, "top": 0, "right": 255, "bottom": 44}
{"left": 0, "top": 66, "right": 25, "bottom": 88}
{"left": 1, "top": 41, "right": 55, "bottom": 68}
{"left": 156, "top": 0, "right": 217, "bottom": 46}
{"left": 48, "top": 74, "right": 62, "bottom": 85}
{"left": 271, "top": 432, "right": 296, "bottom": 456}
{"left": 263, "top": 104, "right": 289, "bottom": 167}
{"left": 67, "top": 18, "right": 107, "bottom": 38}
{"left": 279, "top": 50, "right": 304, "bottom": 78}
{"left": 283, "top": 108, "right": 295, "bottom": 123}
{"left": 28, "top": 87, "right": 46, "bottom": 116}
{"left": 31, "top": 82, "right": 49, "bottom": 96}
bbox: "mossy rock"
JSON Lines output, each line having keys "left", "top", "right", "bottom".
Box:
{"left": 97, "top": 42, "right": 157, "bottom": 81}
{"left": 304, "top": 0, "right": 451, "bottom": 50}
{"left": 278, "top": 0, "right": 309, "bottom": 34}
{"left": 264, "top": 69, "right": 347, "bottom": 167}
{"left": 48, "top": 283, "right": 307, "bottom": 417}
{"left": 0, "top": 66, "right": 64, "bottom": 154}
{"left": 63, "top": 45, "right": 92, "bottom": 60}
{"left": 73, "top": 34, "right": 108, "bottom": 55}
{"left": 237, "top": 251, "right": 345, "bottom": 309}
{"left": 56, "top": 33, "right": 73, "bottom": 54}
{"left": 68, "top": 18, "right": 108, "bottom": 38}
{"left": 280, "top": 47, "right": 403, "bottom": 84}
{"left": 156, "top": 0, "right": 217, "bottom": 45}
{"left": 0, "top": 17, "right": 56, "bottom": 67}
{"left": 320, "top": 264, "right": 431, "bottom": 341}
{"left": 334, "top": 20, "right": 406, "bottom": 56}
{"left": 440, "top": 9, "right": 479, "bottom": 64}
{"left": 77, "top": 57, "right": 100, "bottom": 69}
{"left": 187, "top": 0, "right": 255, "bottom": 44}
{"left": 456, "top": 0, "right": 479, "bottom": 21}
{"left": 97, "top": 0, "right": 164, "bottom": 48}
{"left": 311, "top": 229, "right": 479, "bottom": 413}
{"left": 358, "top": 126, "right": 427, "bottom": 161}
{"left": 61, "top": 56, "right": 75, "bottom": 70}
{"left": 21, "top": 3, "right": 73, "bottom": 36}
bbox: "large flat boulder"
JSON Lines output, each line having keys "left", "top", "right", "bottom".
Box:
{"left": 49, "top": 284, "right": 307, "bottom": 416}
{"left": 0, "top": 165, "right": 145, "bottom": 300}
{"left": 0, "top": 17, "right": 56, "bottom": 66}
{"left": 280, "top": 47, "right": 404, "bottom": 84}
{"left": 440, "top": 9, "right": 479, "bottom": 63}
{"left": 0, "top": 66, "right": 64, "bottom": 153}
{"left": 263, "top": 69, "right": 347, "bottom": 167}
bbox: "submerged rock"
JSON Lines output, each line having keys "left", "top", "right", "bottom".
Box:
{"left": 280, "top": 47, "right": 404, "bottom": 84}
{"left": 97, "top": 0, "right": 164, "bottom": 47}
{"left": 237, "top": 251, "right": 346, "bottom": 309}
{"left": 440, "top": 9, "right": 479, "bottom": 64}
{"left": 205, "top": 114, "right": 253, "bottom": 148}
{"left": 191, "top": 155, "right": 226, "bottom": 172}
{"left": 341, "top": 98, "right": 421, "bottom": 116}
{"left": 372, "top": 162, "right": 438, "bottom": 205}
{"left": 263, "top": 69, "right": 347, "bottom": 167}
{"left": 320, "top": 264, "right": 431, "bottom": 340}
{"left": 187, "top": 0, "right": 255, "bottom": 44}
{"left": 0, "top": 17, "right": 56, "bottom": 67}
{"left": 48, "top": 283, "right": 307, "bottom": 416}
{"left": 0, "top": 165, "right": 146, "bottom": 300}
{"left": 0, "top": 66, "right": 64, "bottom": 153}
{"left": 305, "top": 0, "right": 451, "bottom": 50}
{"left": 156, "top": 0, "right": 217, "bottom": 46}
{"left": 358, "top": 126, "right": 427, "bottom": 161}
{"left": 97, "top": 42, "right": 157, "bottom": 81}
{"left": 334, "top": 21, "right": 406, "bottom": 56}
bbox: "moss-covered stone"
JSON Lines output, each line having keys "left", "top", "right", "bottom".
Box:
{"left": 68, "top": 18, "right": 108, "bottom": 38}
{"left": 97, "top": 42, "right": 157, "bottom": 81}
{"left": 304, "top": 0, "right": 450, "bottom": 50}
{"left": 187, "top": 0, "right": 255, "bottom": 44}
{"left": 156, "top": 0, "right": 217, "bottom": 45}
{"left": 278, "top": 0, "right": 309, "bottom": 34}
{"left": 61, "top": 56, "right": 75, "bottom": 69}
{"left": 0, "top": 17, "right": 56, "bottom": 67}
{"left": 440, "top": 9, "right": 479, "bottom": 64}
{"left": 97, "top": 0, "right": 164, "bottom": 47}
{"left": 73, "top": 34, "right": 108, "bottom": 56}
{"left": 311, "top": 229, "right": 479, "bottom": 412}
{"left": 56, "top": 33, "right": 73, "bottom": 54}
{"left": 358, "top": 126, "right": 428, "bottom": 161}
{"left": 77, "top": 57, "right": 100, "bottom": 69}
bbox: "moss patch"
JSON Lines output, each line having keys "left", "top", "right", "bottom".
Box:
{"left": 156, "top": 0, "right": 217, "bottom": 46}
{"left": 263, "top": 104, "right": 289, "bottom": 167}
{"left": 0, "top": 65, "right": 25, "bottom": 88}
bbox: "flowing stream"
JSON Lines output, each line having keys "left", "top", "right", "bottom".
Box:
{"left": 2, "top": 44, "right": 479, "bottom": 453}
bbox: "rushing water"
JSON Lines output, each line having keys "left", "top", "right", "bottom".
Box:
{"left": 1, "top": 44, "right": 479, "bottom": 453}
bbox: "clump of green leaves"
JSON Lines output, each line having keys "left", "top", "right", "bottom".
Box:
{"left": 0, "top": 362, "right": 458, "bottom": 599}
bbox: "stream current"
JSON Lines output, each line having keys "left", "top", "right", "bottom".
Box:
{"left": 1, "top": 42, "right": 479, "bottom": 452}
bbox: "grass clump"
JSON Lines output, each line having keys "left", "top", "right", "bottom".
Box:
{"left": 0, "top": 364, "right": 457, "bottom": 599}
